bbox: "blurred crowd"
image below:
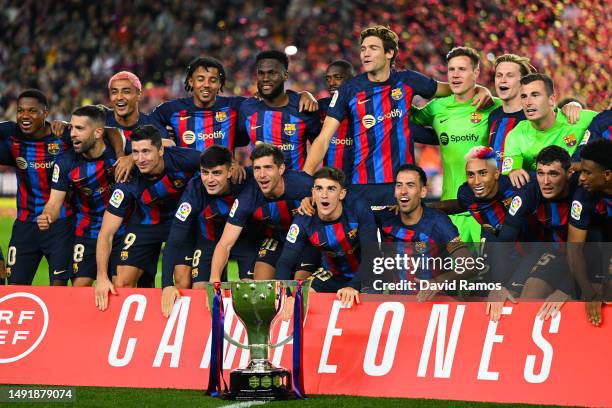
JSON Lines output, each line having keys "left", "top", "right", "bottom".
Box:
{"left": 0, "top": 0, "right": 609, "bottom": 121}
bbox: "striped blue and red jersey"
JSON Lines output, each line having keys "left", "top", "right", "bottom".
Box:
{"left": 276, "top": 196, "right": 377, "bottom": 280}
{"left": 569, "top": 185, "right": 612, "bottom": 240}
{"left": 327, "top": 70, "right": 437, "bottom": 185}
{"left": 227, "top": 170, "right": 312, "bottom": 240}
{"left": 487, "top": 107, "right": 525, "bottom": 170}
{"left": 104, "top": 107, "right": 152, "bottom": 140}
{"left": 318, "top": 96, "right": 353, "bottom": 178}
{"left": 571, "top": 109, "right": 611, "bottom": 161}
{"left": 106, "top": 146, "right": 200, "bottom": 226}
{"left": 149, "top": 96, "right": 248, "bottom": 151}
{"left": 51, "top": 144, "right": 117, "bottom": 238}
{"left": 375, "top": 206, "right": 461, "bottom": 280}
{"left": 238, "top": 92, "right": 321, "bottom": 170}
{"left": 457, "top": 175, "right": 517, "bottom": 230}
{"left": 0, "top": 121, "right": 73, "bottom": 222}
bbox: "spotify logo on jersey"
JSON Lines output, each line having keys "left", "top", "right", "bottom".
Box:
{"left": 440, "top": 132, "right": 449, "bottom": 145}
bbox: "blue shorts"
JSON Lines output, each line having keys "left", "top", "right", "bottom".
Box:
{"left": 7, "top": 218, "right": 74, "bottom": 284}
{"left": 191, "top": 237, "right": 258, "bottom": 282}
{"left": 72, "top": 236, "right": 123, "bottom": 280}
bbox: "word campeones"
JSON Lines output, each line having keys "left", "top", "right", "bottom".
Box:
{"left": 372, "top": 254, "right": 486, "bottom": 275}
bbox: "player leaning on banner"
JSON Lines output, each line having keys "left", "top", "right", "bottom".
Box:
{"left": 567, "top": 139, "right": 612, "bottom": 326}
{"left": 303, "top": 25, "right": 493, "bottom": 207}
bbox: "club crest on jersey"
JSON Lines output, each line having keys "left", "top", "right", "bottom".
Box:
{"left": 284, "top": 123, "right": 296, "bottom": 136}
{"left": 571, "top": 200, "right": 583, "bottom": 220}
{"left": 48, "top": 143, "right": 61, "bottom": 155}
{"left": 175, "top": 202, "right": 192, "bottom": 221}
{"left": 109, "top": 189, "right": 124, "bottom": 208}
{"left": 502, "top": 157, "right": 513, "bottom": 173}
{"left": 182, "top": 130, "right": 196, "bottom": 145}
{"left": 564, "top": 134, "right": 577, "bottom": 147}
{"left": 509, "top": 196, "right": 522, "bottom": 216}
{"left": 52, "top": 164, "right": 60, "bottom": 183}
{"left": 470, "top": 112, "right": 482, "bottom": 124}
{"left": 415, "top": 241, "right": 427, "bottom": 254}
{"left": 287, "top": 224, "right": 300, "bottom": 243}
{"left": 348, "top": 228, "right": 358, "bottom": 239}
{"left": 215, "top": 111, "right": 227, "bottom": 122}
{"left": 391, "top": 88, "right": 403, "bottom": 100}
{"left": 229, "top": 199, "right": 239, "bottom": 218}
{"left": 502, "top": 196, "right": 514, "bottom": 208}
{"left": 362, "top": 114, "right": 376, "bottom": 129}
{"left": 173, "top": 179, "right": 185, "bottom": 188}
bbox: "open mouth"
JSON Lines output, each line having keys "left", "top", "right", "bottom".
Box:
{"left": 115, "top": 101, "right": 127, "bottom": 110}
{"left": 473, "top": 185, "right": 485, "bottom": 194}
{"left": 451, "top": 80, "right": 462, "bottom": 86}
{"left": 399, "top": 197, "right": 410, "bottom": 206}
{"left": 525, "top": 108, "right": 537, "bottom": 114}
{"left": 319, "top": 200, "right": 330, "bottom": 209}
{"left": 259, "top": 180, "right": 270, "bottom": 189}
{"left": 200, "top": 89, "right": 211, "bottom": 98}
{"left": 541, "top": 187, "right": 553, "bottom": 194}
{"left": 19, "top": 120, "right": 33, "bottom": 131}
{"left": 72, "top": 139, "right": 82, "bottom": 148}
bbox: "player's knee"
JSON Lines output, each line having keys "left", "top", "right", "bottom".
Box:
{"left": 521, "top": 277, "right": 552, "bottom": 299}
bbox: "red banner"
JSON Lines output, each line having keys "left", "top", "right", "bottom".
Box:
{"left": 0, "top": 286, "right": 610, "bottom": 406}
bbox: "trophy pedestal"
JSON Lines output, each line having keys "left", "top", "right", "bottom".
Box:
{"left": 224, "top": 360, "right": 292, "bottom": 401}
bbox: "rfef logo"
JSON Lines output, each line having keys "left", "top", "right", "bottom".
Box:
{"left": 0, "top": 292, "right": 49, "bottom": 363}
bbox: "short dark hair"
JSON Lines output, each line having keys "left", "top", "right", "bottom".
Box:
{"left": 446, "top": 46, "right": 480, "bottom": 69}
{"left": 255, "top": 50, "right": 289, "bottom": 71}
{"left": 130, "top": 125, "right": 162, "bottom": 149}
{"left": 328, "top": 60, "right": 355, "bottom": 77}
{"left": 184, "top": 56, "right": 226, "bottom": 93}
{"left": 396, "top": 164, "right": 427, "bottom": 186}
{"left": 520, "top": 73, "right": 555, "bottom": 96}
{"left": 72, "top": 105, "right": 106, "bottom": 127}
{"left": 18, "top": 89, "right": 48, "bottom": 110}
{"left": 581, "top": 139, "right": 612, "bottom": 171}
{"left": 313, "top": 167, "right": 346, "bottom": 188}
{"left": 200, "top": 145, "right": 232, "bottom": 168}
{"left": 360, "top": 25, "right": 399, "bottom": 68}
{"left": 250, "top": 143, "right": 285, "bottom": 167}
{"left": 536, "top": 145, "right": 571, "bottom": 171}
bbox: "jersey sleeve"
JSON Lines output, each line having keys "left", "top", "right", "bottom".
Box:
{"left": 399, "top": 70, "right": 437, "bottom": 100}
{"left": 568, "top": 187, "right": 594, "bottom": 230}
{"left": 148, "top": 103, "right": 172, "bottom": 139}
{"left": 304, "top": 111, "right": 322, "bottom": 143}
{"left": 501, "top": 126, "right": 524, "bottom": 173}
{"left": 498, "top": 182, "right": 537, "bottom": 240}
{"left": 456, "top": 183, "right": 472, "bottom": 211}
{"left": 411, "top": 122, "right": 439, "bottom": 145}
{"left": 0, "top": 122, "right": 16, "bottom": 166}
{"left": 105, "top": 183, "right": 134, "bottom": 218}
{"left": 410, "top": 102, "right": 436, "bottom": 127}
{"left": 433, "top": 211, "right": 461, "bottom": 242}
{"left": 325, "top": 84, "right": 350, "bottom": 123}
{"left": 51, "top": 153, "right": 74, "bottom": 191}
{"left": 286, "top": 171, "right": 314, "bottom": 198}
{"left": 275, "top": 217, "right": 309, "bottom": 280}
{"left": 173, "top": 146, "right": 202, "bottom": 172}
{"left": 227, "top": 181, "right": 257, "bottom": 227}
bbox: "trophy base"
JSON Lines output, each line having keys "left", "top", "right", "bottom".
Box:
{"left": 224, "top": 362, "right": 293, "bottom": 401}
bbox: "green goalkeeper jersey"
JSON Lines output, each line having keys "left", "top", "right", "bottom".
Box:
{"left": 502, "top": 109, "right": 597, "bottom": 173}
{"left": 412, "top": 95, "right": 502, "bottom": 200}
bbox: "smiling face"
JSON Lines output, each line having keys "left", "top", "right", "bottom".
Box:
{"left": 69, "top": 115, "right": 103, "bottom": 154}
{"left": 253, "top": 155, "right": 285, "bottom": 196}
{"left": 495, "top": 61, "right": 522, "bottom": 102}
{"left": 325, "top": 65, "right": 350, "bottom": 94}
{"left": 256, "top": 59, "right": 287, "bottom": 100}
{"left": 395, "top": 170, "right": 427, "bottom": 215}
{"left": 360, "top": 36, "right": 393, "bottom": 75}
{"left": 16, "top": 97, "right": 48, "bottom": 136}
{"left": 109, "top": 79, "right": 141, "bottom": 119}
{"left": 536, "top": 161, "right": 569, "bottom": 199}
{"left": 466, "top": 158, "right": 499, "bottom": 199}
{"left": 188, "top": 66, "right": 222, "bottom": 108}
{"left": 131, "top": 139, "right": 164, "bottom": 175}
{"left": 200, "top": 164, "right": 231, "bottom": 195}
{"left": 521, "top": 80, "right": 555, "bottom": 122}
{"left": 447, "top": 55, "right": 479, "bottom": 97}
{"left": 312, "top": 177, "right": 346, "bottom": 219}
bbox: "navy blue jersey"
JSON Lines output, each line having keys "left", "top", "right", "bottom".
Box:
{"left": 569, "top": 186, "right": 612, "bottom": 239}
{"left": 327, "top": 70, "right": 437, "bottom": 184}
{"left": 227, "top": 170, "right": 312, "bottom": 240}
{"left": 0, "top": 121, "right": 73, "bottom": 222}
{"left": 52, "top": 143, "right": 118, "bottom": 238}
{"left": 318, "top": 96, "right": 354, "bottom": 178}
{"left": 375, "top": 206, "right": 461, "bottom": 279}
{"left": 106, "top": 146, "right": 200, "bottom": 225}
{"left": 501, "top": 177, "right": 579, "bottom": 242}
{"left": 0, "top": 130, "right": 14, "bottom": 166}
{"left": 276, "top": 197, "right": 377, "bottom": 280}
{"left": 103, "top": 106, "right": 152, "bottom": 140}
{"left": 487, "top": 107, "right": 525, "bottom": 171}
{"left": 239, "top": 92, "right": 321, "bottom": 170}
{"left": 571, "top": 109, "right": 612, "bottom": 161}
{"left": 149, "top": 96, "right": 248, "bottom": 151}
{"left": 457, "top": 175, "right": 517, "bottom": 230}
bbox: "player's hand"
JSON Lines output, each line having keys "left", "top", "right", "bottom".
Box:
{"left": 585, "top": 300, "right": 603, "bottom": 326}
{"left": 537, "top": 290, "right": 568, "bottom": 320}
{"left": 336, "top": 287, "right": 360, "bottom": 308}
{"left": 472, "top": 85, "right": 494, "bottom": 110}
{"left": 508, "top": 169, "right": 530, "bottom": 188}
{"left": 37, "top": 213, "right": 53, "bottom": 231}
{"left": 560, "top": 101, "right": 582, "bottom": 124}
{"left": 51, "top": 120, "right": 69, "bottom": 137}
{"left": 281, "top": 295, "right": 295, "bottom": 321}
{"left": 297, "top": 197, "right": 315, "bottom": 216}
{"left": 230, "top": 163, "right": 247, "bottom": 184}
{"left": 114, "top": 155, "right": 134, "bottom": 183}
{"left": 414, "top": 277, "right": 440, "bottom": 301}
{"left": 161, "top": 137, "right": 176, "bottom": 147}
{"left": 387, "top": 205, "right": 399, "bottom": 215}
{"left": 485, "top": 286, "right": 517, "bottom": 322}
{"left": 94, "top": 278, "right": 117, "bottom": 311}
{"left": 298, "top": 91, "right": 319, "bottom": 112}
{"left": 161, "top": 286, "right": 181, "bottom": 318}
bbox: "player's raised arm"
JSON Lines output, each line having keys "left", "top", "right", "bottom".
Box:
{"left": 94, "top": 210, "right": 124, "bottom": 311}
{"left": 303, "top": 115, "right": 341, "bottom": 175}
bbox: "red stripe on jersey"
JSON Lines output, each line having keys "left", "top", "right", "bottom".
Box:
{"left": 203, "top": 205, "right": 217, "bottom": 241}
{"left": 276, "top": 200, "right": 292, "bottom": 231}
{"left": 12, "top": 140, "right": 29, "bottom": 221}
{"left": 487, "top": 120, "right": 498, "bottom": 146}
{"left": 334, "top": 119, "right": 349, "bottom": 169}
{"left": 355, "top": 91, "right": 369, "bottom": 184}
{"left": 228, "top": 110, "right": 237, "bottom": 151}
{"left": 204, "top": 112, "right": 215, "bottom": 149}
{"left": 271, "top": 112, "right": 283, "bottom": 146}
{"left": 492, "top": 200, "right": 506, "bottom": 225}
{"left": 123, "top": 129, "right": 133, "bottom": 140}
{"left": 468, "top": 203, "right": 485, "bottom": 225}
{"left": 309, "top": 231, "right": 321, "bottom": 246}
{"left": 248, "top": 112, "right": 259, "bottom": 145}
{"left": 296, "top": 120, "right": 306, "bottom": 169}
{"left": 75, "top": 165, "right": 86, "bottom": 236}
{"left": 380, "top": 85, "right": 394, "bottom": 181}
{"left": 178, "top": 109, "right": 188, "bottom": 146}
{"left": 332, "top": 223, "right": 360, "bottom": 273}
{"left": 401, "top": 84, "right": 414, "bottom": 164}
{"left": 35, "top": 142, "right": 50, "bottom": 206}
{"left": 499, "top": 117, "right": 516, "bottom": 159}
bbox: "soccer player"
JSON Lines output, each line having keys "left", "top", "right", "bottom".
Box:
{"left": 304, "top": 26, "right": 492, "bottom": 207}
{"left": 412, "top": 46, "right": 502, "bottom": 243}
{"left": 37, "top": 105, "right": 123, "bottom": 286}
{"left": 160, "top": 146, "right": 257, "bottom": 317}
{"left": 567, "top": 139, "right": 612, "bottom": 325}
{"left": 238, "top": 51, "right": 321, "bottom": 171}
{"left": 503, "top": 73, "right": 598, "bottom": 187}
{"left": 275, "top": 167, "right": 378, "bottom": 292}
{"left": 209, "top": 143, "right": 313, "bottom": 283}
{"left": 105, "top": 71, "right": 152, "bottom": 139}
{"left": 498, "top": 146, "right": 580, "bottom": 318}
{"left": 94, "top": 125, "right": 200, "bottom": 311}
